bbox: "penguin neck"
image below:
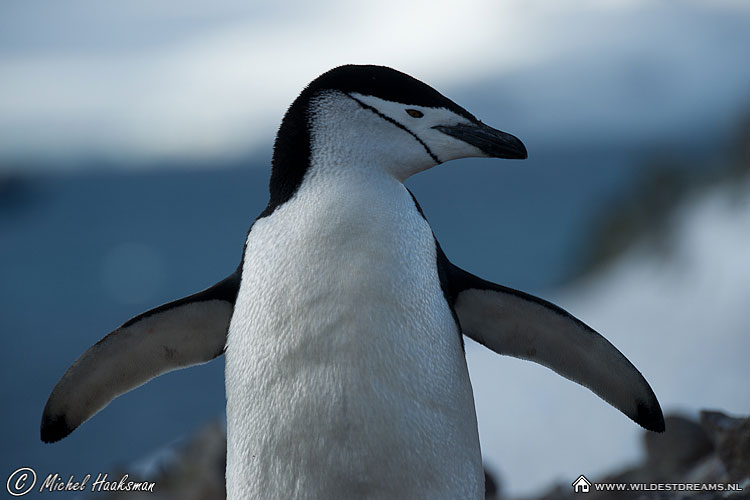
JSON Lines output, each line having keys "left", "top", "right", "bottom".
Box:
{"left": 264, "top": 91, "right": 433, "bottom": 219}
{"left": 268, "top": 138, "right": 401, "bottom": 217}
{"left": 263, "top": 94, "right": 312, "bottom": 217}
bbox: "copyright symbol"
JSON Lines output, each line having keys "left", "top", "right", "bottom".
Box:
{"left": 6, "top": 467, "right": 36, "bottom": 497}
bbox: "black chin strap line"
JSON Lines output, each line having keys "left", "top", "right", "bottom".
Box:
{"left": 345, "top": 93, "right": 441, "bottom": 164}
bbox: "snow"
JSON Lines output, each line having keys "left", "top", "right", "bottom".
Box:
{"left": 468, "top": 181, "right": 750, "bottom": 496}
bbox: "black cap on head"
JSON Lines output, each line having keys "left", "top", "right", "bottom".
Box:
{"left": 302, "top": 65, "right": 477, "bottom": 121}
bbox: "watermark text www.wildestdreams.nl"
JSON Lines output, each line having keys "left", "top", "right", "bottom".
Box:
{"left": 6, "top": 467, "right": 156, "bottom": 496}
{"left": 572, "top": 474, "right": 744, "bottom": 494}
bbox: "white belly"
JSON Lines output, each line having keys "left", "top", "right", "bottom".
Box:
{"left": 225, "top": 172, "right": 483, "bottom": 499}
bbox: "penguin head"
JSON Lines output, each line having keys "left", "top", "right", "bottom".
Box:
{"left": 268, "top": 65, "right": 526, "bottom": 206}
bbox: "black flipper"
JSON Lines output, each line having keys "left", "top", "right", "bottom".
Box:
{"left": 437, "top": 247, "right": 664, "bottom": 432}
{"left": 41, "top": 271, "right": 240, "bottom": 443}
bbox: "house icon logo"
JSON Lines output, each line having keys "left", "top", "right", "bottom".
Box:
{"left": 572, "top": 475, "right": 592, "bottom": 493}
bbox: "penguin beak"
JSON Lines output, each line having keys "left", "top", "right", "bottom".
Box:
{"left": 433, "top": 122, "right": 527, "bottom": 160}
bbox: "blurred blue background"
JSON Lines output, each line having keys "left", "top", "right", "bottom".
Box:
{"left": 1, "top": 1, "right": 749, "bottom": 497}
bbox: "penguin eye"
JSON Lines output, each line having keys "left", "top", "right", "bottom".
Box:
{"left": 405, "top": 109, "right": 424, "bottom": 118}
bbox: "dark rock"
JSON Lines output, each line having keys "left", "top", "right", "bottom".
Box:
{"left": 485, "top": 466, "right": 501, "bottom": 500}
{"left": 644, "top": 415, "right": 715, "bottom": 479}
{"left": 522, "top": 411, "right": 748, "bottom": 500}
{"left": 700, "top": 410, "right": 750, "bottom": 483}
{"left": 99, "top": 421, "right": 226, "bottom": 499}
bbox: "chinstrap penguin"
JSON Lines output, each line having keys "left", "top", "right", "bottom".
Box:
{"left": 41, "top": 65, "right": 664, "bottom": 499}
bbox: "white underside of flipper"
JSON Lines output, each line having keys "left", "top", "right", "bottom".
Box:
{"left": 225, "top": 165, "right": 483, "bottom": 499}
{"left": 41, "top": 281, "right": 234, "bottom": 442}
{"left": 454, "top": 285, "right": 663, "bottom": 431}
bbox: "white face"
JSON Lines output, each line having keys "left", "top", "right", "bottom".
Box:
{"left": 307, "top": 91, "right": 489, "bottom": 182}
{"left": 350, "top": 93, "right": 490, "bottom": 164}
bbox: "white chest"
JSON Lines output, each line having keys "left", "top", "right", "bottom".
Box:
{"left": 225, "top": 170, "right": 482, "bottom": 499}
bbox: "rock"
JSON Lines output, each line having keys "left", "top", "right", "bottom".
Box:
{"left": 524, "top": 411, "right": 748, "bottom": 500}
{"left": 700, "top": 410, "right": 750, "bottom": 483}
{"left": 485, "top": 467, "right": 501, "bottom": 500}
{"left": 644, "top": 415, "right": 715, "bottom": 480}
{"left": 102, "top": 420, "right": 226, "bottom": 500}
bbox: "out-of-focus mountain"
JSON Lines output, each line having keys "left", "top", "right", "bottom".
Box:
{"left": 576, "top": 110, "right": 750, "bottom": 280}
{"left": 467, "top": 114, "right": 750, "bottom": 495}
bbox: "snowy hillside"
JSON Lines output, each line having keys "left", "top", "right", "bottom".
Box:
{"left": 468, "top": 180, "right": 750, "bottom": 496}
